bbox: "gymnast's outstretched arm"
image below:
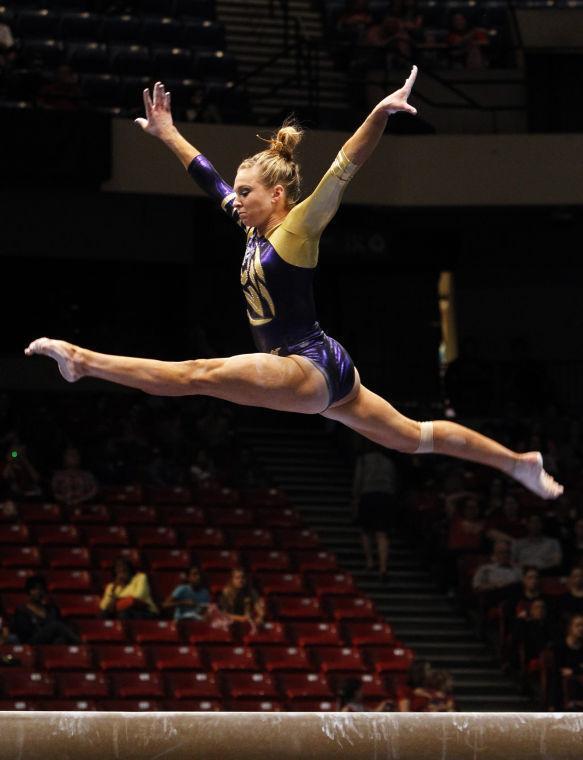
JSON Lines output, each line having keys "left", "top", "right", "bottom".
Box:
{"left": 342, "top": 65, "right": 418, "bottom": 166}
{"left": 135, "top": 81, "right": 200, "bottom": 169}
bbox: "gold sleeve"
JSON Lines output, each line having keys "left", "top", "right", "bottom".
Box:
{"left": 269, "top": 149, "right": 360, "bottom": 268}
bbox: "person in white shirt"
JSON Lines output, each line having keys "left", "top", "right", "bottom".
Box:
{"left": 512, "top": 514, "right": 562, "bottom": 573}
{"left": 473, "top": 540, "right": 522, "bottom": 593}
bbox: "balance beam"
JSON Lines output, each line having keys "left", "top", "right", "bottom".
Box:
{"left": 1, "top": 711, "right": 581, "bottom": 759}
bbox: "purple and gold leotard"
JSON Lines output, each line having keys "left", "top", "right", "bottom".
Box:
{"left": 188, "top": 149, "right": 360, "bottom": 410}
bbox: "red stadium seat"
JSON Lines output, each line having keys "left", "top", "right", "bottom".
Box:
{"left": 0, "top": 524, "right": 29, "bottom": 544}
{"left": 0, "top": 568, "right": 35, "bottom": 590}
{"left": 151, "top": 645, "right": 203, "bottom": 671}
{"left": 257, "top": 572, "right": 305, "bottom": 596}
{"left": 97, "top": 645, "right": 148, "bottom": 671}
{"left": 242, "top": 622, "right": 288, "bottom": 646}
{"left": 195, "top": 549, "right": 240, "bottom": 570}
{"left": 185, "top": 527, "right": 225, "bottom": 548}
{"left": 164, "top": 506, "right": 206, "bottom": 526}
{"left": 360, "top": 673, "right": 389, "bottom": 699}
{"left": 0, "top": 593, "right": 27, "bottom": 614}
{"left": 292, "top": 623, "right": 342, "bottom": 647}
{"left": 19, "top": 503, "right": 62, "bottom": 523}
{"left": 45, "top": 547, "right": 91, "bottom": 569}
{"left": 279, "top": 673, "right": 332, "bottom": 700}
{"left": 150, "top": 570, "right": 186, "bottom": 599}
{"left": 134, "top": 526, "right": 177, "bottom": 548}
{"left": 0, "top": 546, "right": 41, "bottom": 568}
{"left": 0, "top": 644, "right": 36, "bottom": 669}
{"left": 68, "top": 504, "right": 110, "bottom": 524}
{"left": 98, "top": 699, "right": 162, "bottom": 711}
{"left": 230, "top": 528, "right": 274, "bottom": 549}
{"left": 259, "top": 645, "right": 311, "bottom": 672}
{"left": 243, "top": 488, "right": 288, "bottom": 510}
{"left": 244, "top": 550, "right": 291, "bottom": 572}
{"left": 209, "top": 507, "right": 254, "bottom": 527}
{"left": 59, "top": 672, "right": 109, "bottom": 698}
{"left": 277, "top": 529, "right": 320, "bottom": 550}
{"left": 148, "top": 486, "right": 192, "bottom": 505}
{"left": 55, "top": 594, "right": 101, "bottom": 618}
{"left": 34, "top": 524, "right": 80, "bottom": 546}
{"left": 225, "top": 699, "right": 283, "bottom": 711}
{"left": 294, "top": 550, "right": 338, "bottom": 572}
{"left": 39, "top": 645, "right": 93, "bottom": 671}
{"left": 112, "top": 672, "right": 165, "bottom": 699}
{"left": 183, "top": 620, "right": 233, "bottom": 645}
{"left": 101, "top": 484, "right": 143, "bottom": 505}
{"left": 286, "top": 698, "right": 336, "bottom": 711}
{"left": 258, "top": 507, "right": 301, "bottom": 529}
{"left": 198, "top": 485, "right": 239, "bottom": 508}
{"left": 163, "top": 699, "right": 221, "bottom": 711}
{"left": 3, "top": 672, "right": 55, "bottom": 698}
{"left": 46, "top": 570, "right": 92, "bottom": 592}
{"left": 128, "top": 620, "right": 180, "bottom": 644}
{"left": 85, "top": 526, "right": 129, "bottom": 547}
{"left": 206, "top": 645, "right": 257, "bottom": 672}
{"left": 344, "top": 621, "right": 395, "bottom": 646}
{"left": 275, "top": 597, "right": 324, "bottom": 620}
{"left": 223, "top": 672, "right": 278, "bottom": 700}
{"left": 114, "top": 505, "right": 158, "bottom": 525}
{"left": 328, "top": 596, "right": 377, "bottom": 621}
{"left": 310, "top": 646, "right": 366, "bottom": 674}
{"left": 76, "top": 619, "right": 126, "bottom": 643}
{"left": 40, "top": 699, "right": 97, "bottom": 710}
{"left": 308, "top": 573, "right": 356, "bottom": 597}
{"left": 145, "top": 548, "right": 190, "bottom": 571}
{"left": 94, "top": 547, "right": 141, "bottom": 569}
{"left": 366, "top": 645, "right": 415, "bottom": 674}
{"left": 205, "top": 569, "right": 231, "bottom": 594}
{"left": 0, "top": 700, "right": 38, "bottom": 711}
{"left": 166, "top": 672, "right": 221, "bottom": 700}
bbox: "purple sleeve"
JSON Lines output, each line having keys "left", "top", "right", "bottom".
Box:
{"left": 188, "top": 154, "right": 245, "bottom": 230}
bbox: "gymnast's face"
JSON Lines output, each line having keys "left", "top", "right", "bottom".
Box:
{"left": 233, "top": 166, "right": 286, "bottom": 230}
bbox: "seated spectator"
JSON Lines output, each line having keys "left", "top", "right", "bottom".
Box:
{"left": 447, "top": 12, "right": 490, "bottom": 70}
{"left": 11, "top": 576, "right": 79, "bottom": 645}
{"left": 512, "top": 515, "right": 562, "bottom": 575}
{"left": 51, "top": 446, "right": 98, "bottom": 506}
{"left": 557, "top": 566, "right": 583, "bottom": 623}
{"left": 1, "top": 443, "right": 42, "bottom": 500}
{"left": 424, "top": 669, "right": 456, "bottom": 711}
{"left": 163, "top": 566, "right": 211, "bottom": 621}
{"left": 218, "top": 568, "right": 265, "bottom": 630}
{"left": 337, "top": 0, "right": 373, "bottom": 42}
{"left": 512, "top": 598, "right": 555, "bottom": 674}
{"left": 472, "top": 539, "right": 521, "bottom": 606}
{"left": 338, "top": 676, "right": 394, "bottom": 712}
{"left": 549, "top": 613, "right": 583, "bottom": 710}
{"left": 562, "top": 518, "right": 583, "bottom": 572}
{"left": 484, "top": 494, "right": 526, "bottom": 543}
{"left": 391, "top": 0, "right": 425, "bottom": 41}
{"left": 396, "top": 659, "right": 432, "bottom": 711}
{"left": 37, "top": 64, "right": 82, "bottom": 111}
{"left": 100, "top": 558, "right": 158, "bottom": 620}
{"left": 442, "top": 493, "right": 486, "bottom": 593}
{"left": 506, "top": 566, "right": 545, "bottom": 621}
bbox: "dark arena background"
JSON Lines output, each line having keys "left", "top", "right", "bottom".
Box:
{"left": 1, "top": 0, "right": 583, "bottom": 757}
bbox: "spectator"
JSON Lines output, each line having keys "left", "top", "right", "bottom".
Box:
{"left": 506, "top": 566, "right": 545, "bottom": 621}
{"left": 549, "top": 613, "right": 583, "bottom": 710}
{"left": 337, "top": 0, "right": 373, "bottom": 42}
{"left": 557, "top": 566, "right": 583, "bottom": 623}
{"left": 424, "top": 669, "right": 456, "bottom": 711}
{"left": 562, "top": 518, "right": 583, "bottom": 572}
{"left": 219, "top": 568, "right": 265, "bottom": 630}
{"left": 513, "top": 598, "right": 555, "bottom": 674}
{"left": 37, "top": 64, "right": 82, "bottom": 111}
{"left": 163, "top": 566, "right": 211, "bottom": 621}
{"left": 396, "top": 659, "right": 432, "bottom": 711}
{"left": 472, "top": 539, "right": 521, "bottom": 603}
{"left": 442, "top": 493, "right": 486, "bottom": 593}
{"left": 338, "top": 676, "right": 366, "bottom": 712}
{"left": 352, "top": 444, "right": 398, "bottom": 579}
{"left": 51, "top": 446, "right": 98, "bottom": 507}
{"left": 447, "top": 12, "right": 490, "bottom": 70}
{"left": 100, "top": 558, "right": 158, "bottom": 620}
{"left": 1, "top": 443, "right": 42, "bottom": 500}
{"left": 11, "top": 576, "right": 79, "bottom": 645}
{"left": 512, "top": 515, "right": 562, "bottom": 575}
{"left": 484, "top": 494, "right": 526, "bottom": 544}
{"left": 189, "top": 449, "right": 216, "bottom": 486}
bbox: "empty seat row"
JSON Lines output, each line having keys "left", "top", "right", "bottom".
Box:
{"left": 0, "top": 664, "right": 413, "bottom": 701}
{"left": 1, "top": 0, "right": 215, "bottom": 18}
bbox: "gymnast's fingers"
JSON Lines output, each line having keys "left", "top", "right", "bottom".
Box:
{"left": 143, "top": 87, "right": 153, "bottom": 118}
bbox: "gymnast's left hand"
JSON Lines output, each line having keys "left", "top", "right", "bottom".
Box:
{"left": 135, "top": 81, "right": 175, "bottom": 140}
{"left": 373, "top": 65, "right": 418, "bottom": 117}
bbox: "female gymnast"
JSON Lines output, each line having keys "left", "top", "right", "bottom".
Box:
{"left": 25, "top": 67, "right": 562, "bottom": 500}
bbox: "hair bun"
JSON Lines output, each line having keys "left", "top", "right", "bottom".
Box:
{"left": 268, "top": 120, "right": 303, "bottom": 162}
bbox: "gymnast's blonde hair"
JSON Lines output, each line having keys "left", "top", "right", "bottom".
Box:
{"left": 239, "top": 118, "right": 303, "bottom": 207}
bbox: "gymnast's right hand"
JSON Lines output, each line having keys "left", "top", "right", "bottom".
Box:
{"left": 135, "top": 81, "right": 174, "bottom": 139}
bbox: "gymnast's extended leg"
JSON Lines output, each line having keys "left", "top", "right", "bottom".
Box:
{"left": 24, "top": 338, "right": 329, "bottom": 414}
{"left": 322, "top": 385, "right": 563, "bottom": 500}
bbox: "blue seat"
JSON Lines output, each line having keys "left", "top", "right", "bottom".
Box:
{"left": 183, "top": 19, "right": 225, "bottom": 49}
{"left": 17, "top": 9, "right": 60, "bottom": 38}
{"left": 67, "top": 41, "right": 109, "bottom": 73}
{"left": 119, "top": 74, "right": 152, "bottom": 110}
{"left": 194, "top": 50, "right": 237, "bottom": 79}
{"left": 110, "top": 43, "right": 152, "bottom": 75}
{"left": 142, "top": 16, "right": 182, "bottom": 44}
{"left": 103, "top": 15, "right": 142, "bottom": 43}
{"left": 23, "top": 38, "right": 65, "bottom": 67}
{"left": 152, "top": 45, "right": 192, "bottom": 76}
{"left": 80, "top": 73, "right": 121, "bottom": 107}
{"left": 59, "top": 12, "right": 104, "bottom": 41}
{"left": 160, "top": 77, "right": 198, "bottom": 108}
{"left": 174, "top": 0, "right": 215, "bottom": 19}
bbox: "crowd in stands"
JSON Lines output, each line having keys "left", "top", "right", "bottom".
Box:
{"left": 402, "top": 399, "right": 583, "bottom": 709}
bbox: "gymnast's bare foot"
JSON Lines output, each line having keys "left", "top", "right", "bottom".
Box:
{"left": 24, "top": 338, "right": 85, "bottom": 383}
{"left": 513, "top": 452, "right": 564, "bottom": 500}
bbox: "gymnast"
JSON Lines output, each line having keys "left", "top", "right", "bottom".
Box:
{"left": 25, "top": 67, "right": 562, "bottom": 500}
